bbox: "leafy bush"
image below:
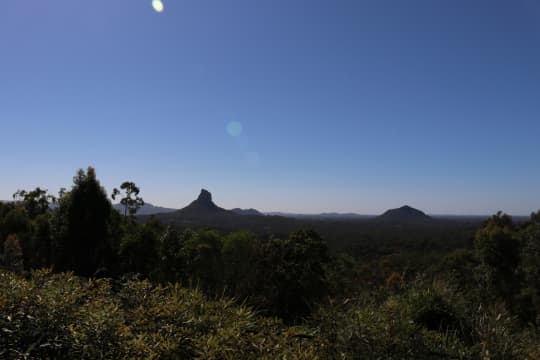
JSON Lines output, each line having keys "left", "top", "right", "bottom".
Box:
{"left": 312, "top": 294, "right": 469, "bottom": 359}
{"left": 405, "top": 287, "right": 468, "bottom": 340}
{"left": 0, "top": 270, "right": 322, "bottom": 359}
{"left": 469, "top": 303, "right": 539, "bottom": 360}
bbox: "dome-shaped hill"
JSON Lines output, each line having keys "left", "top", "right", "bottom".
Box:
{"left": 377, "top": 205, "right": 431, "bottom": 222}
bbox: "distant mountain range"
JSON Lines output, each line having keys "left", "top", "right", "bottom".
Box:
{"left": 141, "top": 190, "right": 493, "bottom": 255}
{"left": 139, "top": 189, "right": 450, "bottom": 233}
{"left": 139, "top": 189, "right": 427, "bottom": 222}
{"left": 143, "top": 189, "right": 300, "bottom": 235}
{"left": 113, "top": 202, "right": 176, "bottom": 216}
{"left": 4, "top": 190, "right": 511, "bottom": 254}
{"left": 4, "top": 193, "right": 526, "bottom": 223}
{"left": 113, "top": 190, "right": 265, "bottom": 217}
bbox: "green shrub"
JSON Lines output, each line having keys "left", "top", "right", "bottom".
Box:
{"left": 0, "top": 270, "right": 322, "bottom": 359}
{"left": 405, "top": 287, "right": 469, "bottom": 342}
{"left": 470, "top": 303, "right": 538, "bottom": 360}
{"left": 312, "top": 294, "right": 469, "bottom": 359}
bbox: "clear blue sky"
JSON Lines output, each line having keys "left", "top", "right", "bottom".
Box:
{"left": 1, "top": 0, "right": 539, "bottom": 215}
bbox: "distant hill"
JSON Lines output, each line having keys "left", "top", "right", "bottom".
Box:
{"left": 231, "top": 208, "right": 263, "bottom": 216}
{"left": 144, "top": 192, "right": 479, "bottom": 255}
{"left": 377, "top": 205, "right": 431, "bottom": 222}
{"left": 142, "top": 189, "right": 303, "bottom": 236}
{"left": 113, "top": 203, "right": 177, "bottom": 216}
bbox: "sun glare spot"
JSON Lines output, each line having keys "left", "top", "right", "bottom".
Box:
{"left": 152, "top": 0, "right": 164, "bottom": 13}
{"left": 226, "top": 121, "right": 243, "bottom": 137}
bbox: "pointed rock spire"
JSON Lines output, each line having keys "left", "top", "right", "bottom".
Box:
{"left": 197, "top": 189, "right": 213, "bottom": 204}
{"left": 177, "top": 189, "right": 228, "bottom": 214}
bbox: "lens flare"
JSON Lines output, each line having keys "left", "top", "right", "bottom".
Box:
{"left": 226, "top": 121, "right": 243, "bottom": 137}
{"left": 152, "top": 0, "right": 164, "bottom": 13}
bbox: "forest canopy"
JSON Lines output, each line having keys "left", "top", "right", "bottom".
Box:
{"left": 0, "top": 167, "right": 539, "bottom": 359}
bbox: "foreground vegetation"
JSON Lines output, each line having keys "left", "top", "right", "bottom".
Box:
{"left": 1, "top": 167, "right": 540, "bottom": 358}
{"left": 1, "top": 269, "right": 538, "bottom": 359}
{"left": 0, "top": 270, "right": 323, "bottom": 359}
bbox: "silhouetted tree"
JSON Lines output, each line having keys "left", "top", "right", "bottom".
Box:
{"left": 112, "top": 181, "right": 144, "bottom": 219}
{"left": 13, "top": 187, "right": 56, "bottom": 219}
{"left": 53, "top": 167, "right": 115, "bottom": 276}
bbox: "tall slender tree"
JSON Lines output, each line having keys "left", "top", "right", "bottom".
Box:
{"left": 112, "top": 181, "right": 144, "bottom": 219}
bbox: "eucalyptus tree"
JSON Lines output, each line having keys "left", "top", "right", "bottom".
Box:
{"left": 112, "top": 181, "right": 144, "bottom": 219}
